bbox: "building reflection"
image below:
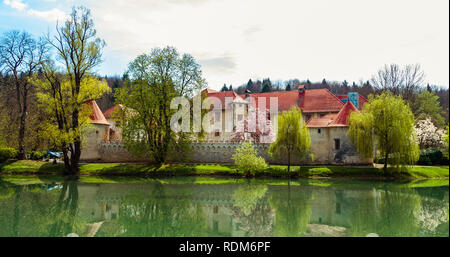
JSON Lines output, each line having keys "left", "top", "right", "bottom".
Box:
{"left": 0, "top": 179, "right": 448, "bottom": 237}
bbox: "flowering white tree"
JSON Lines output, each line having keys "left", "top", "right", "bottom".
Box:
{"left": 415, "top": 118, "right": 445, "bottom": 149}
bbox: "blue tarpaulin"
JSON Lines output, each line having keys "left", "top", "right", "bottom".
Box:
{"left": 46, "top": 152, "right": 62, "bottom": 158}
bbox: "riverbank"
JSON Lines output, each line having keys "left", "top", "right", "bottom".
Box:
{"left": 0, "top": 160, "right": 448, "bottom": 179}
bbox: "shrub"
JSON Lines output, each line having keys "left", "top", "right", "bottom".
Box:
{"left": 417, "top": 148, "right": 449, "bottom": 165}
{"left": 0, "top": 147, "right": 18, "bottom": 163}
{"left": 232, "top": 142, "right": 268, "bottom": 176}
{"left": 308, "top": 167, "right": 333, "bottom": 176}
{"left": 29, "top": 151, "right": 46, "bottom": 160}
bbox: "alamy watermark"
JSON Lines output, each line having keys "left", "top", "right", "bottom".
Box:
{"left": 170, "top": 95, "right": 279, "bottom": 143}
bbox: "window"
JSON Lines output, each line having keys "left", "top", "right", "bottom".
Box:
{"left": 317, "top": 128, "right": 321, "bottom": 134}
{"left": 215, "top": 130, "right": 220, "bottom": 137}
{"left": 213, "top": 206, "right": 219, "bottom": 214}
{"left": 215, "top": 111, "right": 221, "bottom": 122}
{"left": 213, "top": 221, "right": 219, "bottom": 232}
{"left": 335, "top": 203, "right": 341, "bottom": 214}
{"left": 238, "top": 114, "right": 243, "bottom": 121}
{"left": 334, "top": 139, "right": 340, "bottom": 150}
{"left": 305, "top": 115, "right": 311, "bottom": 121}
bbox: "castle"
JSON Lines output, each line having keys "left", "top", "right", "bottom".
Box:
{"left": 80, "top": 85, "right": 372, "bottom": 165}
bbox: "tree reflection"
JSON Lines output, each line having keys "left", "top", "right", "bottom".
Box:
{"left": 269, "top": 182, "right": 312, "bottom": 236}
{"left": 48, "top": 178, "right": 82, "bottom": 236}
{"left": 231, "top": 183, "right": 272, "bottom": 236}
{"left": 349, "top": 188, "right": 422, "bottom": 237}
{"left": 97, "top": 182, "right": 207, "bottom": 237}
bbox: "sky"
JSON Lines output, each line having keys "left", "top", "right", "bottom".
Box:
{"left": 0, "top": 0, "right": 448, "bottom": 90}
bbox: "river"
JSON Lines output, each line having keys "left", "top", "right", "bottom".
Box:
{"left": 0, "top": 175, "right": 448, "bottom": 237}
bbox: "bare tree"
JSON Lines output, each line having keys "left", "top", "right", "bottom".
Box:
{"left": 371, "top": 64, "right": 424, "bottom": 101}
{"left": 0, "top": 31, "right": 48, "bottom": 159}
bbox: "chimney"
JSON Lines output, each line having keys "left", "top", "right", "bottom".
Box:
{"left": 298, "top": 84, "right": 305, "bottom": 96}
{"left": 245, "top": 89, "right": 251, "bottom": 99}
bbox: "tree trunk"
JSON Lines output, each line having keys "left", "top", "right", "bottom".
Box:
{"left": 66, "top": 108, "right": 81, "bottom": 175}
{"left": 62, "top": 149, "right": 71, "bottom": 173}
{"left": 287, "top": 151, "right": 291, "bottom": 174}
{"left": 16, "top": 81, "right": 27, "bottom": 160}
{"left": 383, "top": 151, "right": 388, "bottom": 173}
{"left": 17, "top": 112, "right": 26, "bottom": 160}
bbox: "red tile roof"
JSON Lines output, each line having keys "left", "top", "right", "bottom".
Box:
{"left": 205, "top": 91, "right": 244, "bottom": 109}
{"left": 306, "top": 116, "right": 335, "bottom": 127}
{"left": 87, "top": 101, "right": 109, "bottom": 125}
{"left": 103, "top": 104, "right": 124, "bottom": 119}
{"left": 329, "top": 101, "right": 359, "bottom": 127}
{"left": 239, "top": 88, "right": 344, "bottom": 113}
{"left": 306, "top": 101, "right": 359, "bottom": 128}
{"left": 201, "top": 88, "right": 218, "bottom": 94}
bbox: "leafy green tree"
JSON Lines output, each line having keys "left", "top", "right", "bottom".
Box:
{"left": 261, "top": 78, "right": 272, "bottom": 93}
{"left": 247, "top": 79, "right": 253, "bottom": 88}
{"left": 348, "top": 92, "right": 419, "bottom": 171}
{"left": 269, "top": 106, "right": 311, "bottom": 173}
{"left": 412, "top": 90, "right": 445, "bottom": 128}
{"left": 115, "top": 46, "right": 206, "bottom": 164}
{"left": 42, "top": 6, "right": 106, "bottom": 174}
{"left": 33, "top": 66, "right": 110, "bottom": 174}
{"left": 232, "top": 142, "right": 268, "bottom": 176}
{"left": 220, "top": 84, "right": 228, "bottom": 92}
{"left": 228, "top": 85, "right": 233, "bottom": 91}
{"left": 285, "top": 84, "right": 291, "bottom": 91}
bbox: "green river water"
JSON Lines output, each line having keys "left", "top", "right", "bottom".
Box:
{"left": 0, "top": 175, "right": 448, "bottom": 237}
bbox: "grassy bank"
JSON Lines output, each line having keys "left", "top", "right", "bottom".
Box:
{"left": 0, "top": 160, "right": 448, "bottom": 179}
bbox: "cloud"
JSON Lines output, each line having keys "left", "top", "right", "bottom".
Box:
{"left": 198, "top": 55, "right": 236, "bottom": 73}
{"left": 3, "top": 0, "right": 67, "bottom": 22}
{"left": 27, "top": 8, "right": 68, "bottom": 22}
{"left": 3, "top": 0, "right": 27, "bottom": 11}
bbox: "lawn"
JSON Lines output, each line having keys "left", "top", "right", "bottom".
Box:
{"left": 0, "top": 160, "right": 448, "bottom": 179}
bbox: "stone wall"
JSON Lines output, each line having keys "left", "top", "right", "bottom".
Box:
{"left": 81, "top": 140, "right": 147, "bottom": 163}
{"left": 182, "top": 142, "right": 272, "bottom": 164}
{"left": 308, "top": 127, "right": 372, "bottom": 165}
{"left": 85, "top": 137, "right": 371, "bottom": 165}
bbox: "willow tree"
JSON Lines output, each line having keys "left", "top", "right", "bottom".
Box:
{"left": 44, "top": 6, "right": 105, "bottom": 174}
{"left": 115, "top": 46, "right": 206, "bottom": 164}
{"left": 268, "top": 105, "right": 311, "bottom": 173}
{"left": 348, "top": 92, "right": 419, "bottom": 172}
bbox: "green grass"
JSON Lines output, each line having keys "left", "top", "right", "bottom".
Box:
{"left": 401, "top": 166, "right": 449, "bottom": 179}
{"left": 0, "top": 160, "right": 448, "bottom": 179}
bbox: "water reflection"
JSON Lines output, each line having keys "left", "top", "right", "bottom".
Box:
{"left": 0, "top": 176, "right": 448, "bottom": 237}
